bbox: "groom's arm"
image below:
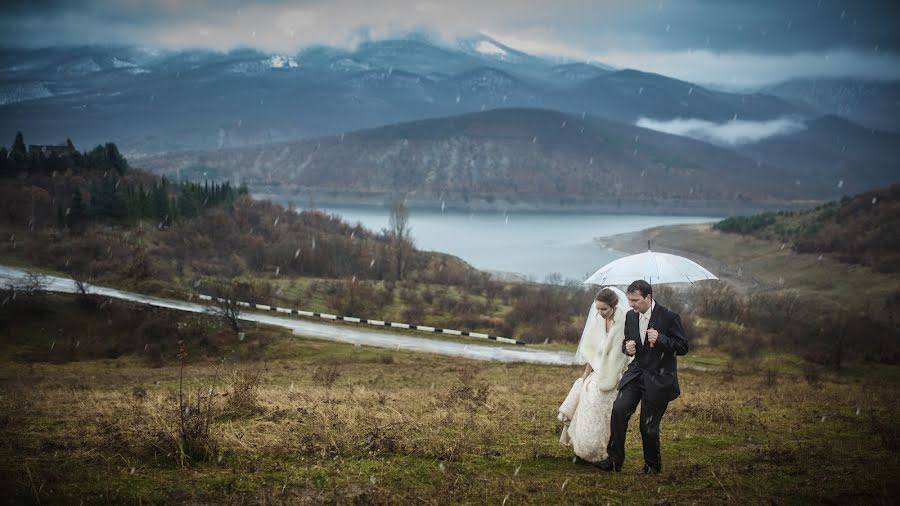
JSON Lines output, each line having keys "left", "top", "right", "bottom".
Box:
{"left": 654, "top": 312, "right": 688, "bottom": 356}
{"left": 622, "top": 313, "right": 637, "bottom": 356}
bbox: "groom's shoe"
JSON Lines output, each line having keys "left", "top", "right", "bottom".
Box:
{"left": 594, "top": 458, "right": 622, "bottom": 472}
{"left": 641, "top": 465, "right": 661, "bottom": 475}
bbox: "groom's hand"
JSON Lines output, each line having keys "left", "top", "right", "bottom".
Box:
{"left": 625, "top": 340, "right": 637, "bottom": 355}
{"left": 647, "top": 328, "right": 658, "bottom": 347}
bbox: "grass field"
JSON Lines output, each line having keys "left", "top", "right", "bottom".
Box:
{"left": 1, "top": 294, "right": 897, "bottom": 504}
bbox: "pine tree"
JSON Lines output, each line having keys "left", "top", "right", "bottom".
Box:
{"left": 12, "top": 131, "right": 26, "bottom": 155}
{"left": 69, "top": 190, "right": 85, "bottom": 228}
{"left": 0, "top": 147, "right": 10, "bottom": 178}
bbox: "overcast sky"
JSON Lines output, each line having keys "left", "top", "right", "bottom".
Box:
{"left": 2, "top": 0, "right": 898, "bottom": 87}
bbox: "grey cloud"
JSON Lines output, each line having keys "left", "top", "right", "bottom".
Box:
{"left": 3, "top": 0, "right": 896, "bottom": 53}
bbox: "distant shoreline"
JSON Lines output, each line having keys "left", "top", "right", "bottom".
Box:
{"left": 253, "top": 188, "right": 820, "bottom": 217}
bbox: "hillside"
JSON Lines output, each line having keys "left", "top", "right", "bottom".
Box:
{"left": 715, "top": 183, "right": 900, "bottom": 273}
{"left": 764, "top": 77, "right": 900, "bottom": 133}
{"left": 135, "top": 108, "right": 817, "bottom": 213}
{"left": 736, "top": 116, "right": 900, "bottom": 197}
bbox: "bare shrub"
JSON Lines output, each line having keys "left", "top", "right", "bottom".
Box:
{"left": 690, "top": 281, "right": 742, "bottom": 320}
{"left": 326, "top": 277, "right": 375, "bottom": 317}
{"left": 402, "top": 303, "right": 426, "bottom": 324}
{"left": 225, "top": 363, "right": 266, "bottom": 417}
{"left": 716, "top": 323, "right": 766, "bottom": 359}
{"left": 172, "top": 342, "right": 220, "bottom": 465}
{"left": 868, "top": 414, "right": 899, "bottom": 453}
{"left": 744, "top": 291, "right": 801, "bottom": 333}
{"left": 802, "top": 362, "right": 823, "bottom": 386}
{"left": 763, "top": 369, "right": 779, "bottom": 387}
{"left": 653, "top": 284, "right": 687, "bottom": 315}
{"left": 442, "top": 367, "right": 490, "bottom": 408}
{"left": 312, "top": 364, "right": 340, "bottom": 387}
{"left": 207, "top": 280, "right": 257, "bottom": 333}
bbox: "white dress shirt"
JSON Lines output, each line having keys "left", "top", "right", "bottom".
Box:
{"left": 638, "top": 300, "right": 656, "bottom": 345}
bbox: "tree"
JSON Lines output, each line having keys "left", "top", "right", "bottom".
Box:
{"left": 12, "top": 131, "right": 26, "bottom": 156}
{"left": 68, "top": 189, "right": 86, "bottom": 229}
{"left": 0, "top": 147, "right": 10, "bottom": 178}
{"left": 389, "top": 195, "right": 414, "bottom": 280}
{"left": 206, "top": 280, "right": 256, "bottom": 334}
{"left": 88, "top": 177, "right": 128, "bottom": 222}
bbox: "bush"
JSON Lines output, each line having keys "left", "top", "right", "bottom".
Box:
{"left": 714, "top": 213, "right": 776, "bottom": 234}
{"left": 690, "top": 282, "right": 742, "bottom": 321}
{"left": 225, "top": 364, "right": 266, "bottom": 417}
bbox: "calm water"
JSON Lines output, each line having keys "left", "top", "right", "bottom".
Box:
{"left": 297, "top": 206, "right": 720, "bottom": 282}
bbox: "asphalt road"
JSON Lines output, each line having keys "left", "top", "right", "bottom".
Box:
{"left": 0, "top": 266, "right": 577, "bottom": 366}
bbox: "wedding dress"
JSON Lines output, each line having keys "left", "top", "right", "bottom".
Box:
{"left": 558, "top": 286, "right": 631, "bottom": 463}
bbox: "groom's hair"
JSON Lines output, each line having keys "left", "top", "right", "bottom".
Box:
{"left": 627, "top": 280, "right": 652, "bottom": 298}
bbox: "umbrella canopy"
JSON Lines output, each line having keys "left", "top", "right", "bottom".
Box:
{"left": 583, "top": 250, "right": 718, "bottom": 286}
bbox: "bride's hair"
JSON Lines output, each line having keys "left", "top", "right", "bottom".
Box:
{"left": 595, "top": 288, "right": 619, "bottom": 323}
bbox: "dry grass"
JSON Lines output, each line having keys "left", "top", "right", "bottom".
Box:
{"left": 1, "top": 324, "right": 898, "bottom": 504}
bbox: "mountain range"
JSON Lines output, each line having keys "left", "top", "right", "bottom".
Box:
{"left": 1, "top": 34, "right": 898, "bottom": 211}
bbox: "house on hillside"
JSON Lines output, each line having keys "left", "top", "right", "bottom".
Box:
{"left": 28, "top": 144, "right": 71, "bottom": 156}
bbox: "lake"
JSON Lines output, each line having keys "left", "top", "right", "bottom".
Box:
{"left": 292, "top": 205, "right": 721, "bottom": 282}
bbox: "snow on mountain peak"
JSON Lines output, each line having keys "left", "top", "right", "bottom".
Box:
{"left": 269, "top": 55, "right": 298, "bottom": 69}
{"left": 475, "top": 40, "right": 507, "bottom": 57}
{"left": 112, "top": 57, "right": 137, "bottom": 68}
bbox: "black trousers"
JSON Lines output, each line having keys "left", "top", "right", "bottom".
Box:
{"left": 606, "top": 376, "right": 669, "bottom": 470}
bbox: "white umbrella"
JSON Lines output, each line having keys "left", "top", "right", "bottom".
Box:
{"left": 582, "top": 250, "right": 718, "bottom": 286}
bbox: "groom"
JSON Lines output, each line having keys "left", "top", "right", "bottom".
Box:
{"left": 597, "top": 279, "right": 688, "bottom": 474}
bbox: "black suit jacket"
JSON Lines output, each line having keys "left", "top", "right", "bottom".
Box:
{"left": 619, "top": 302, "right": 688, "bottom": 402}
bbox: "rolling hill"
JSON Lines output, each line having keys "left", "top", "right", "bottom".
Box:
{"left": 134, "top": 108, "right": 816, "bottom": 213}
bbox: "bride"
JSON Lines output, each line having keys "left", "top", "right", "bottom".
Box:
{"left": 558, "top": 286, "right": 631, "bottom": 463}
